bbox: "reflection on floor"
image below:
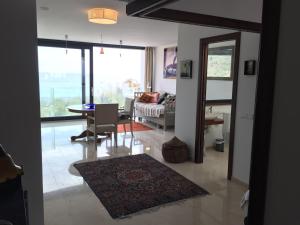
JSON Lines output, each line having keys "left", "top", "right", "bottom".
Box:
{"left": 42, "top": 120, "right": 246, "bottom": 225}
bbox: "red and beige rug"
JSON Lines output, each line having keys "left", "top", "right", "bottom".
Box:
{"left": 117, "top": 122, "right": 153, "bottom": 133}
{"left": 74, "top": 154, "right": 209, "bottom": 219}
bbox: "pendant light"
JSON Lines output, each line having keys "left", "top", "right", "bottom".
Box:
{"left": 65, "top": 34, "right": 68, "bottom": 55}
{"left": 100, "top": 33, "right": 104, "bottom": 54}
{"left": 119, "top": 40, "right": 123, "bottom": 58}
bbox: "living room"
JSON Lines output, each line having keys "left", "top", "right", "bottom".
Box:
{"left": 38, "top": 0, "right": 260, "bottom": 221}
{"left": 1, "top": 1, "right": 273, "bottom": 225}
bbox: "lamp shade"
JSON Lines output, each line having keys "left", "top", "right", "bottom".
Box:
{"left": 88, "top": 8, "right": 118, "bottom": 24}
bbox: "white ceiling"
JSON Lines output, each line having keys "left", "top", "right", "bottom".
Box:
{"left": 36, "top": 0, "right": 179, "bottom": 47}
{"left": 165, "top": 0, "right": 263, "bottom": 23}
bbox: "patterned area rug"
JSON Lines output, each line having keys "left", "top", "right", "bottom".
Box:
{"left": 74, "top": 154, "right": 209, "bottom": 219}
{"left": 117, "top": 122, "right": 153, "bottom": 133}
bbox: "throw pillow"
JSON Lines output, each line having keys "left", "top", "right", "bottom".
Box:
{"left": 139, "top": 93, "right": 152, "bottom": 103}
{"left": 139, "top": 92, "right": 160, "bottom": 103}
{"left": 158, "top": 92, "right": 168, "bottom": 104}
{"left": 148, "top": 92, "right": 160, "bottom": 103}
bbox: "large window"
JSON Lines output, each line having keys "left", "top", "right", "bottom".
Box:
{"left": 93, "top": 47, "right": 145, "bottom": 107}
{"left": 38, "top": 41, "right": 145, "bottom": 120}
{"left": 207, "top": 41, "right": 236, "bottom": 80}
{"left": 38, "top": 47, "right": 85, "bottom": 118}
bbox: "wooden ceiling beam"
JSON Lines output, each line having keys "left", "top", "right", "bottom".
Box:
{"left": 126, "top": 0, "right": 178, "bottom": 16}
{"left": 144, "top": 8, "right": 262, "bottom": 33}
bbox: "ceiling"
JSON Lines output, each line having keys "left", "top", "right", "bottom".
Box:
{"left": 165, "top": 0, "right": 263, "bottom": 23}
{"left": 36, "top": 0, "right": 178, "bottom": 47}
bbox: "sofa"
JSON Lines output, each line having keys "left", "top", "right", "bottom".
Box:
{"left": 134, "top": 92, "right": 176, "bottom": 130}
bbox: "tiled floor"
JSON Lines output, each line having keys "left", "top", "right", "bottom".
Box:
{"left": 42, "top": 120, "right": 246, "bottom": 225}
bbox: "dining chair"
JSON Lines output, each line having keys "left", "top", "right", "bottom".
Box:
{"left": 87, "top": 104, "right": 119, "bottom": 148}
{"left": 118, "top": 98, "right": 135, "bottom": 137}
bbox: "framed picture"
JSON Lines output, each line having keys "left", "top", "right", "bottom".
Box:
{"left": 163, "top": 47, "right": 177, "bottom": 79}
{"left": 244, "top": 60, "right": 256, "bottom": 75}
{"left": 180, "top": 60, "right": 193, "bottom": 79}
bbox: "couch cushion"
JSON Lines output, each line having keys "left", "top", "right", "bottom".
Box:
{"left": 139, "top": 92, "right": 160, "bottom": 103}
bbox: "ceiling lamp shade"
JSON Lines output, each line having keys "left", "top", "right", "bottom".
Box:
{"left": 88, "top": 8, "right": 118, "bottom": 24}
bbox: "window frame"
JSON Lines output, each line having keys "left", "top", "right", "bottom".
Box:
{"left": 38, "top": 39, "right": 145, "bottom": 121}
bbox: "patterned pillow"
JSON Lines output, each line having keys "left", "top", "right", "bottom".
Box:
{"left": 139, "top": 93, "right": 160, "bottom": 103}
{"left": 139, "top": 93, "right": 153, "bottom": 103}
{"left": 148, "top": 92, "right": 160, "bottom": 103}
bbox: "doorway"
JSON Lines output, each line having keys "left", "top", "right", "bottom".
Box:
{"left": 195, "top": 32, "right": 241, "bottom": 180}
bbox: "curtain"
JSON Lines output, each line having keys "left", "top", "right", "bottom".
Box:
{"left": 144, "top": 47, "right": 154, "bottom": 92}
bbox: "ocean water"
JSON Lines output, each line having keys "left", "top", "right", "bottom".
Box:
{"left": 39, "top": 73, "right": 82, "bottom": 99}
{"left": 39, "top": 72, "right": 140, "bottom": 100}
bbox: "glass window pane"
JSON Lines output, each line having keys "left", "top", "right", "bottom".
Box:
{"left": 38, "top": 47, "right": 82, "bottom": 117}
{"left": 207, "top": 54, "right": 232, "bottom": 78}
{"left": 207, "top": 41, "right": 235, "bottom": 79}
{"left": 93, "top": 47, "right": 145, "bottom": 107}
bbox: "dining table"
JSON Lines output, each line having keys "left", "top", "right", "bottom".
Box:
{"left": 67, "top": 104, "right": 95, "bottom": 115}
{"left": 67, "top": 104, "right": 106, "bottom": 142}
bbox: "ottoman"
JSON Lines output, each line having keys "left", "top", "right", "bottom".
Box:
{"left": 162, "top": 137, "right": 189, "bottom": 163}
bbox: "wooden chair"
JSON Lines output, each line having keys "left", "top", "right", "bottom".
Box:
{"left": 87, "top": 104, "right": 118, "bottom": 148}
{"left": 118, "top": 98, "right": 135, "bottom": 137}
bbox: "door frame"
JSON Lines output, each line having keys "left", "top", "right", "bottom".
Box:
{"left": 195, "top": 32, "right": 241, "bottom": 181}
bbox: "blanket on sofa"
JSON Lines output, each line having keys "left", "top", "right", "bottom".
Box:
{"left": 135, "top": 102, "right": 165, "bottom": 118}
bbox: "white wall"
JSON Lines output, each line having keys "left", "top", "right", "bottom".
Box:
{"left": 153, "top": 42, "right": 233, "bottom": 98}
{"left": 232, "top": 33, "right": 259, "bottom": 184}
{"left": 0, "top": 1, "right": 44, "bottom": 225}
{"left": 175, "top": 24, "right": 260, "bottom": 184}
{"left": 206, "top": 80, "right": 233, "bottom": 100}
{"left": 264, "top": 1, "right": 300, "bottom": 224}
{"left": 154, "top": 44, "right": 177, "bottom": 94}
{"left": 175, "top": 25, "right": 230, "bottom": 158}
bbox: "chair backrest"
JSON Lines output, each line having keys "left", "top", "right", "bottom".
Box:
{"left": 94, "top": 104, "right": 118, "bottom": 125}
{"left": 124, "top": 98, "right": 134, "bottom": 116}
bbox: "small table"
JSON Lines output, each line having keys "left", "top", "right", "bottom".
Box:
{"left": 67, "top": 104, "right": 105, "bottom": 142}
{"left": 67, "top": 104, "right": 95, "bottom": 115}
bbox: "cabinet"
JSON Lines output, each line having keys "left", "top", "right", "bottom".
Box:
{"left": 0, "top": 189, "right": 28, "bottom": 225}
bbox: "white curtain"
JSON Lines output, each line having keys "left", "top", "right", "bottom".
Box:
{"left": 144, "top": 47, "right": 154, "bottom": 92}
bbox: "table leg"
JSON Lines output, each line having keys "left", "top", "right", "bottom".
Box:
{"left": 70, "top": 112, "right": 94, "bottom": 142}
{"left": 71, "top": 130, "right": 111, "bottom": 143}
{"left": 70, "top": 130, "right": 92, "bottom": 141}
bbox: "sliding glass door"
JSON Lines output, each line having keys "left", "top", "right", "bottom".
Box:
{"left": 38, "top": 40, "right": 145, "bottom": 120}
{"left": 93, "top": 47, "right": 145, "bottom": 107}
{"left": 38, "top": 46, "right": 90, "bottom": 119}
